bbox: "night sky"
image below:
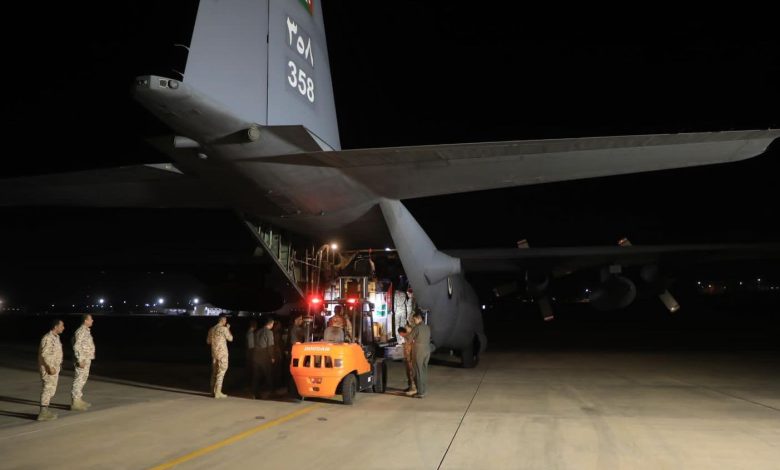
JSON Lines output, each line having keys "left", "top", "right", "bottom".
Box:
{"left": 2, "top": 2, "right": 779, "bottom": 307}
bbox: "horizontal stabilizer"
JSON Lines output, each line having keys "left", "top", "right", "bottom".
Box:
{"left": 255, "top": 130, "right": 779, "bottom": 199}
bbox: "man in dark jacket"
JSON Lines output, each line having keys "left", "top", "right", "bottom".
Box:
{"left": 252, "top": 317, "right": 275, "bottom": 399}
{"left": 406, "top": 313, "right": 431, "bottom": 398}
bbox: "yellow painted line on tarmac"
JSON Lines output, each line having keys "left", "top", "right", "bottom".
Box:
{"left": 149, "top": 404, "right": 322, "bottom": 469}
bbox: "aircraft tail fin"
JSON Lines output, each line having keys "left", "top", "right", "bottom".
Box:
{"left": 379, "top": 199, "right": 485, "bottom": 356}
{"left": 378, "top": 199, "right": 461, "bottom": 308}
{"left": 185, "top": 0, "right": 340, "bottom": 150}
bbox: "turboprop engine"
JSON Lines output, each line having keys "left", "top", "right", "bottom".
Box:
{"left": 588, "top": 274, "right": 637, "bottom": 311}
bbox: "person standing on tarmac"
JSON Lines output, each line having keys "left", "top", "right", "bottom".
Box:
{"left": 283, "top": 315, "right": 305, "bottom": 391}
{"left": 289, "top": 315, "right": 305, "bottom": 345}
{"left": 397, "top": 326, "right": 415, "bottom": 393}
{"left": 71, "top": 314, "right": 95, "bottom": 411}
{"left": 207, "top": 314, "right": 233, "bottom": 399}
{"left": 37, "top": 319, "right": 64, "bottom": 421}
{"left": 245, "top": 319, "right": 257, "bottom": 392}
{"left": 406, "top": 313, "right": 431, "bottom": 399}
{"left": 253, "top": 317, "right": 276, "bottom": 399}
{"left": 272, "top": 320, "right": 284, "bottom": 389}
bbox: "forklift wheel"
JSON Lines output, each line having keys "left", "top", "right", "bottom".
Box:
{"left": 372, "top": 360, "right": 386, "bottom": 393}
{"left": 342, "top": 374, "right": 357, "bottom": 405}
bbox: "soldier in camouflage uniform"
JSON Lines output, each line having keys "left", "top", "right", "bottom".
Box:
{"left": 38, "top": 319, "right": 65, "bottom": 421}
{"left": 71, "top": 314, "right": 95, "bottom": 411}
{"left": 397, "top": 326, "right": 415, "bottom": 393}
{"left": 207, "top": 314, "right": 233, "bottom": 398}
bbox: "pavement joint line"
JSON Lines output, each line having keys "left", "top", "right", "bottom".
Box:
{"left": 697, "top": 385, "right": 780, "bottom": 413}
{"left": 437, "top": 364, "right": 489, "bottom": 470}
{"left": 672, "top": 374, "right": 780, "bottom": 413}
{"left": 148, "top": 403, "right": 322, "bottom": 469}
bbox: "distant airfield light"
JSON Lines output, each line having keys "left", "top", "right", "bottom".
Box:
{"left": 193, "top": 298, "right": 200, "bottom": 305}
{"left": 158, "top": 298, "right": 165, "bottom": 305}
{"left": 757, "top": 278, "right": 762, "bottom": 282}
{"left": 330, "top": 243, "right": 338, "bottom": 250}
{"left": 98, "top": 298, "right": 105, "bottom": 305}
{"left": 385, "top": 247, "right": 391, "bottom": 251}
{"left": 482, "top": 305, "right": 486, "bottom": 310}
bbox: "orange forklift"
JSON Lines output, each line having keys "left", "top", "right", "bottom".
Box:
{"left": 289, "top": 296, "right": 387, "bottom": 404}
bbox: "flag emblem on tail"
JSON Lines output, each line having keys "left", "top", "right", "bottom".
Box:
{"left": 299, "top": 0, "right": 314, "bottom": 15}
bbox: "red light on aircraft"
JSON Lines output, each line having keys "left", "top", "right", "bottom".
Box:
{"left": 346, "top": 298, "right": 357, "bottom": 304}
{"left": 309, "top": 296, "right": 322, "bottom": 305}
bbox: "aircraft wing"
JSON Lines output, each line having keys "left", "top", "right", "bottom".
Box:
{"left": 258, "top": 130, "right": 779, "bottom": 200}
{"left": 0, "top": 164, "right": 227, "bottom": 208}
{"left": 446, "top": 243, "right": 780, "bottom": 275}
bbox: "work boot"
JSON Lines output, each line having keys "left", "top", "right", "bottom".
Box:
{"left": 71, "top": 397, "right": 89, "bottom": 411}
{"left": 214, "top": 391, "right": 228, "bottom": 399}
{"left": 404, "top": 388, "right": 417, "bottom": 396}
{"left": 37, "top": 407, "right": 58, "bottom": 421}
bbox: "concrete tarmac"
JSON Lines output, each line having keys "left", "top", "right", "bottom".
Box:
{"left": 1, "top": 351, "right": 779, "bottom": 469}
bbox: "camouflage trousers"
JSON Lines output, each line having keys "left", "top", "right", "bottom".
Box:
{"left": 210, "top": 356, "right": 229, "bottom": 394}
{"left": 404, "top": 359, "right": 415, "bottom": 388}
{"left": 403, "top": 347, "right": 415, "bottom": 388}
{"left": 39, "top": 366, "right": 60, "bottom": 407}
{"left": 71, "top": 359, "right": 91, "bottom": 399}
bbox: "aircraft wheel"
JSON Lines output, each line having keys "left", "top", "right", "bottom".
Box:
{"left": 461, "top": 336, "right": 481, "bottom": 368}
